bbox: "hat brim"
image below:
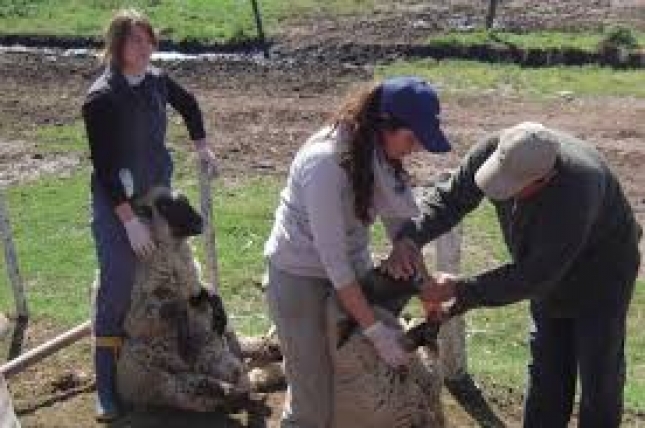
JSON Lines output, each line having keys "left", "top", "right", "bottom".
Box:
{"left": 416, "top": 124, "right": 451, "bottom": 153}
{"left": 475, "top": 152, "right": 525, "bottom": 201}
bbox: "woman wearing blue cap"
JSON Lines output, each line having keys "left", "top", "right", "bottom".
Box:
{"left": 264, "top": 76, "right": 450, "bottom": 427}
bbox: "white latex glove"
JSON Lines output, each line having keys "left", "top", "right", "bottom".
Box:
{"left": 197, "top": 146, "right": 219, "bottom": 179}
{"left": 123, "top": 217, "right": 155, "bottom": 258}
{"left": 363, "top": 321, "right": 409, "bottom": 368}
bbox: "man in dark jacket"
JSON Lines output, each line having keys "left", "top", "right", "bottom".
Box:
{"left": 384, "top": 122, "right": 641, "bottom": 428}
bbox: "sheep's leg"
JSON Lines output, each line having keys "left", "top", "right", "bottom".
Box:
{"left": 359, "top": 268, "right": 419, "bottom": 315}
{"left": 336, "top": 269, "right": 442, "bottom": 351}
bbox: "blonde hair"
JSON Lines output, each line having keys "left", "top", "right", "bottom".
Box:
{"left": 101, "top": 8, "right": 158, "bottom": 66}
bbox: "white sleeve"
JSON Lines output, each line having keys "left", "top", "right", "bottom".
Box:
{"left": 300, "top": 155, "right": 356, "bottom": 289}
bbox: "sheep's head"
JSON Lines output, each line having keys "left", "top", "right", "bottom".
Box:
{"left": 135, "top": 187, "right": 204, "bottom": 240}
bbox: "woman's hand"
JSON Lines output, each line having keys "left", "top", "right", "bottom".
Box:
{"left": 123, "top": 217, "right": 156, "bottom": 258}
{"left": 115, "top": 201, "right": 156, "bottom": 258}
{"left": 363, "top": 321, "right": 409, "bottom": 368}
{"left": 194, "top": 139, "right": 219, "bottom": 178}
{"left": 381, "top": 237, "right": 422, "bottom": 280}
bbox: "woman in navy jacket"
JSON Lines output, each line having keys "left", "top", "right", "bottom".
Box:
{"left": 82, "top": 8, "right": 217, "bottom": 421}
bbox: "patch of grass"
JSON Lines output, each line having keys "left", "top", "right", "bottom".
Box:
{"left": 0, "top": 173, "right": 95, "bottom": 325}
{"left": 626, "top": 282, "right": 645, "bottom": 410}
{"left": 428, "top": 30, "right": 645, "bottom": 52}
{"left": 31, "top": 122, "right": 88, "bottom": 154}
{"left": 378, "top": 59, "right": 645, "bottom": 98}
{"left": 462, "top": 201, "right": 508, "bottom": 274}
{"left": 0, "top": 0, "right": 377, "bottom": 43}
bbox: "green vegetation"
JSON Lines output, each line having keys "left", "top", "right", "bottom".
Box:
{"left": 428, "top": 27, "right": 644, "bottom": 52}
{"left": 31, "top": 122, "right": 87, "bottom": 154}
{"left": 0, "top": 0, "right": 377, "bottom": 43}
{"left": 602, "top": 25, "right": 641, "bottom": 50}
{"left": 378, "top": 59, "right": 645, "bottom": 98}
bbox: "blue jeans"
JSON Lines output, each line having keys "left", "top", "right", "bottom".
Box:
{"left": 523, "top": 301, "right": 630, "bottom": 428}
{"left": 91, "top": 183, "right": 137, "bottom": 338}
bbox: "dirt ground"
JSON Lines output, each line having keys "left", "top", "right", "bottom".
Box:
{"left": 2, "top": 1, "right": 645, "bottom": 426}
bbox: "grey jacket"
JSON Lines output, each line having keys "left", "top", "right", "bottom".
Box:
{"left": 399, "top": 131, "right": 641, "bottom": 316}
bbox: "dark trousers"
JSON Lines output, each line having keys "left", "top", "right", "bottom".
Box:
{"left": 523, "top": 302, "right": 630, "bottom": 428}
{"left": 91, "top": 183, "right": 137, "bottom": 338}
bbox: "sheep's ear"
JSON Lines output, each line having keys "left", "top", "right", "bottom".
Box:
{"left": 154, "top": 194, "right": 174, "bottom": 216}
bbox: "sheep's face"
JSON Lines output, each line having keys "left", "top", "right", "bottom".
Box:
{"left": 154, "top": 192, "right": 204, "bottom": 238}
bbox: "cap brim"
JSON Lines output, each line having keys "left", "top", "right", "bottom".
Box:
{"left": 474, "top": 152, "right": 524, "bottom": 201}
{"left": 417, "top": 124, "right": 451, "bottom": 153}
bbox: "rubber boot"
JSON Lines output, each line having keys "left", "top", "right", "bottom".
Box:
{"left": 94, "top": 337, "right": 123, "bottom": 422}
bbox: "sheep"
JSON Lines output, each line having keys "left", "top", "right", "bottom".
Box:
{"left": 244, "top": 269, "right": 446, "bottom": 426}
{"left": 327, "top": 269, "right": 446, "bottom": 428}
{"left": 115, "top": 186, "right": 250, "bottom": 412}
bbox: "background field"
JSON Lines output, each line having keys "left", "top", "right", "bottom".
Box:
{"left": 0, "top": 0, "right": 378, "bottom": 42}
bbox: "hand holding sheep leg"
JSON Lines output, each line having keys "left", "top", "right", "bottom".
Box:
{"left": 419, "top": 272, "right": 459, "bottom": 321}
{"left": 381, "top": 238, "right": 422, "bottom": 280}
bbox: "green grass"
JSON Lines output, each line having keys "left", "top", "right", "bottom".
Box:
{"left": 31, "top": 122, "right": 87, "bottom": 154}
{"left": 378, "top": 59, "right": 645, "bottom": 98}
{"left": 0, "top": 167, "right": 282, "bottom": 336}
{"left": 0, "top": 0, "right": 377, "bottom": 43}
{"left": 427, "top": 30, "right": 645, "bottom": 52}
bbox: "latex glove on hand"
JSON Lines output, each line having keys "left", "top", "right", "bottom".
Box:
{"left": 363, "top": 321, "right": 409, "bottom": 368}
{"left": 196, "top": 145, "right": 219, "bottom": 179}
{"left": 123, "top": 217, "right": 155, "bottom": 258}
{"left": 381, "top": 237, "right": 422, "bottom": 280}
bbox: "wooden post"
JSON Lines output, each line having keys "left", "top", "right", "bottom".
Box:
{"left": 249, "top": 0, "right": 269, "bottom": 59}
{"left": 198, "top": 161, "right": 220, "bottom": 295}
{"left": 0, "top": 373, "right": 19, "bottom": 427}
{"left": 486, "top": 0, "right": 500, "bottom": 29}
{"left": 0, "top": 189, "right": 28, "bottom": 320}
{"left": 1, "top": 320, "right": 91, "bottom": 379}
{"left": 435, "top": 225, "right": 467, "bottom": 380}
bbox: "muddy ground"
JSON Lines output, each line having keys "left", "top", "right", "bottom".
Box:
{"left": 2, "top": 1, "right": 645, "bottom": 426}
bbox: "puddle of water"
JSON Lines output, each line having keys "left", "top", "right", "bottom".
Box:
{"left": 0, "top": 45, "right": 269, "bottom": 63}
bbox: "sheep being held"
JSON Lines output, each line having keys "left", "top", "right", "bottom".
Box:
{"left": 327, "top": 269, "right": 446, "bottom": 428}
{"left": 115, "top": 186, "right": 249, "bottom": 411}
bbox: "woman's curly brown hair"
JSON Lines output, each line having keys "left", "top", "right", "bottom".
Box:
{"left": 329, "top": 82, "right": 407, "bottom": 224}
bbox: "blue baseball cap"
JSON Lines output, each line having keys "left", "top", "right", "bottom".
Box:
{"left": 380, "top": 76, "right": 451, "bottom": 153}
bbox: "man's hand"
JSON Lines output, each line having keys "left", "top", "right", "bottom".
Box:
{"left": 123, "top": 217, "right": 155, "bottom": 258}
{"left": 363, "top": 321, "right": 409, "bottom": 368}
{"left": 420, "top": 271, "right": 458, "bottom": 321}
{"left": 196, "top": 144, "right": 219, "bottom": 179}
{"left": 381, "top": 238, "right": 422, "bottom": 280}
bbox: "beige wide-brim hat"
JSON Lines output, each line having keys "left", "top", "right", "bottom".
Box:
{"left": 475, "top": 122, "right": 559, "bottom": 200}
